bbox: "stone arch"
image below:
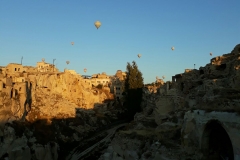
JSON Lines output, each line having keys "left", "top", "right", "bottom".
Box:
{"left": 201, "top": 120, "right": 234, "bottom": 160}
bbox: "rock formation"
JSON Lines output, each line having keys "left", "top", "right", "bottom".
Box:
{"left": 0, "top": 65, "right": 126, "bottom": 159}
{"left": 99, "top": 44, "right": 240, "bottom": 160}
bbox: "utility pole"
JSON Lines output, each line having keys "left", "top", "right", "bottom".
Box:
{"left": 53, "top": 59, "right": 56, "bottom": 72}
{"left": 21, "top": 56, "right": 23, "bottom": 65}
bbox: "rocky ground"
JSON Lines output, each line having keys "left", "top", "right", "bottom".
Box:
{"left": 99, "top": 119, "right": 204, "bottom": 160}
{"left": 0, "top": 104, "right": 126, "bottom": 160}
{"left": 99, "top": 111, "right": 191, "bottom": 160}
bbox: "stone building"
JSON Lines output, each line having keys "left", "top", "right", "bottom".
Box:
{"left": 91, "top": 72, "right": 110, "bottom": 87}
{"left": 115, "top": 70, "right": 126, "bottom": 80}
{"left": 113, "top": 78, "right": 124, "bottom": 99}
{"left": 12, "top": 77, "right": 25, "bottom": 83}
{"left": 0, "top": 66, "right": 6, "bottom": 75}
{"left": 23, "top": 66, "right": 38, "bottom": 73}
{"left": 109, "top": 70, "right": 127, "bottom": 99}
{"left": 6, "top": 63, "right": 23, "bottom": 74}
{"left": 37, "top": 61, "right": 58, "bottom": 72}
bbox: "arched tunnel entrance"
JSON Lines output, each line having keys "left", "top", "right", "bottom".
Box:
{"left": 201, "top": 120, "right": 234, "bottom": 160}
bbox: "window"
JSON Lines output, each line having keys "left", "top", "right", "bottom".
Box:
{"left": 18, "top": 68, "right": 20, "bottom": 71}
{"left": 15, "top": 90, "right": 18, "bottom": 97}
{"left": 97, "top": 81, "right": 100, "bottom": 83}
{"left": 15, "top": 68, "right": 17, "bottom": 71}
{"left": 19, "top": 87, "right": 21, "bottom": 91}
{"left": 103, "top": 81, "right": 105, "bottom": 83}
{"left": 10, "top": 88, "right": 13, "bottom": 98}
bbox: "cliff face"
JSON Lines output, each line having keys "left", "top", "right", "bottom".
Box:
{"left": 0, "top": 71, "right": 114, "bottom": 125}
{"left": 99, "top": 44, "right": 240, "bottom": 160}
{"left": 0, "top": 70, "right": 121, "bottom": 160}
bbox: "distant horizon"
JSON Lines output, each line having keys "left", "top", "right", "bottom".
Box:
{"left": 1, "top": 0, "right": 239, "bottom": 83}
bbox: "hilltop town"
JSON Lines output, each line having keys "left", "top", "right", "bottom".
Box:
{"left": 0, "top": 59, "right": 131, "bottom": 159}
{"left": 0, "top": 44, "right": 240, "bottom": 160}
{"left": 0, "top": 59, "right": 128, "bottom": 118}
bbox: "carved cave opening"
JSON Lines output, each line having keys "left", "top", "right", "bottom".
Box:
{"left": 201, "top": 120, "right": 234, "bottom": 160}
{"left": 10, "top": 88, "right": 13, "bottom": 98}
{"left": 180, "top": 82, "right": 184, "bottom": 91}
{"left": 216, "top": 64, "right": 227, "bottom": 71}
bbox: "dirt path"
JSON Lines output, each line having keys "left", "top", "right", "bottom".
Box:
{"left": 67, "top": 123, "right": 127, "bottom": 160}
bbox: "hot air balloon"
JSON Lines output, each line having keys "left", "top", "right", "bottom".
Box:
{"left": 66, "top": 61, "right": 70, "bottom": 65}
{"left": 71, "top": 42, "right": 74, "bottom": 45}
{"left": 210, "top": 52, "right": 212, "bottom": 56}
{"left": 171, "top": 47, "right": 175, "bottom": 51}
{"left": 84, "top": 68, "right": 87, "bottom": 73}
{"left": 42, "top": 58, "right": 45, "bottom": 62}
{"left": 137, "top": 54, "right": 141, "bottom": 58}
{"left": 94, "top": 21, "right": 101, "bottom": 29}
{"left": 162, "top": 76, "right": 165, "bottom": 79}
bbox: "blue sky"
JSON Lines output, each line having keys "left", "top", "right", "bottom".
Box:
{"left": 0, "top": 0, "right": 239, "bottom": 83}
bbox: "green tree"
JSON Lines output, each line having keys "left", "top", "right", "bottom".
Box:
{"left": 124, "top": 61, "right": 144, "bottom": 120}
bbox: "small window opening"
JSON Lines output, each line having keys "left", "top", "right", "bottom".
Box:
{"left": 15, "top": 89, "right": 18, "bottom": 97}
{"left": 10, "top": 88, "right": 13, "bottom": 98}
